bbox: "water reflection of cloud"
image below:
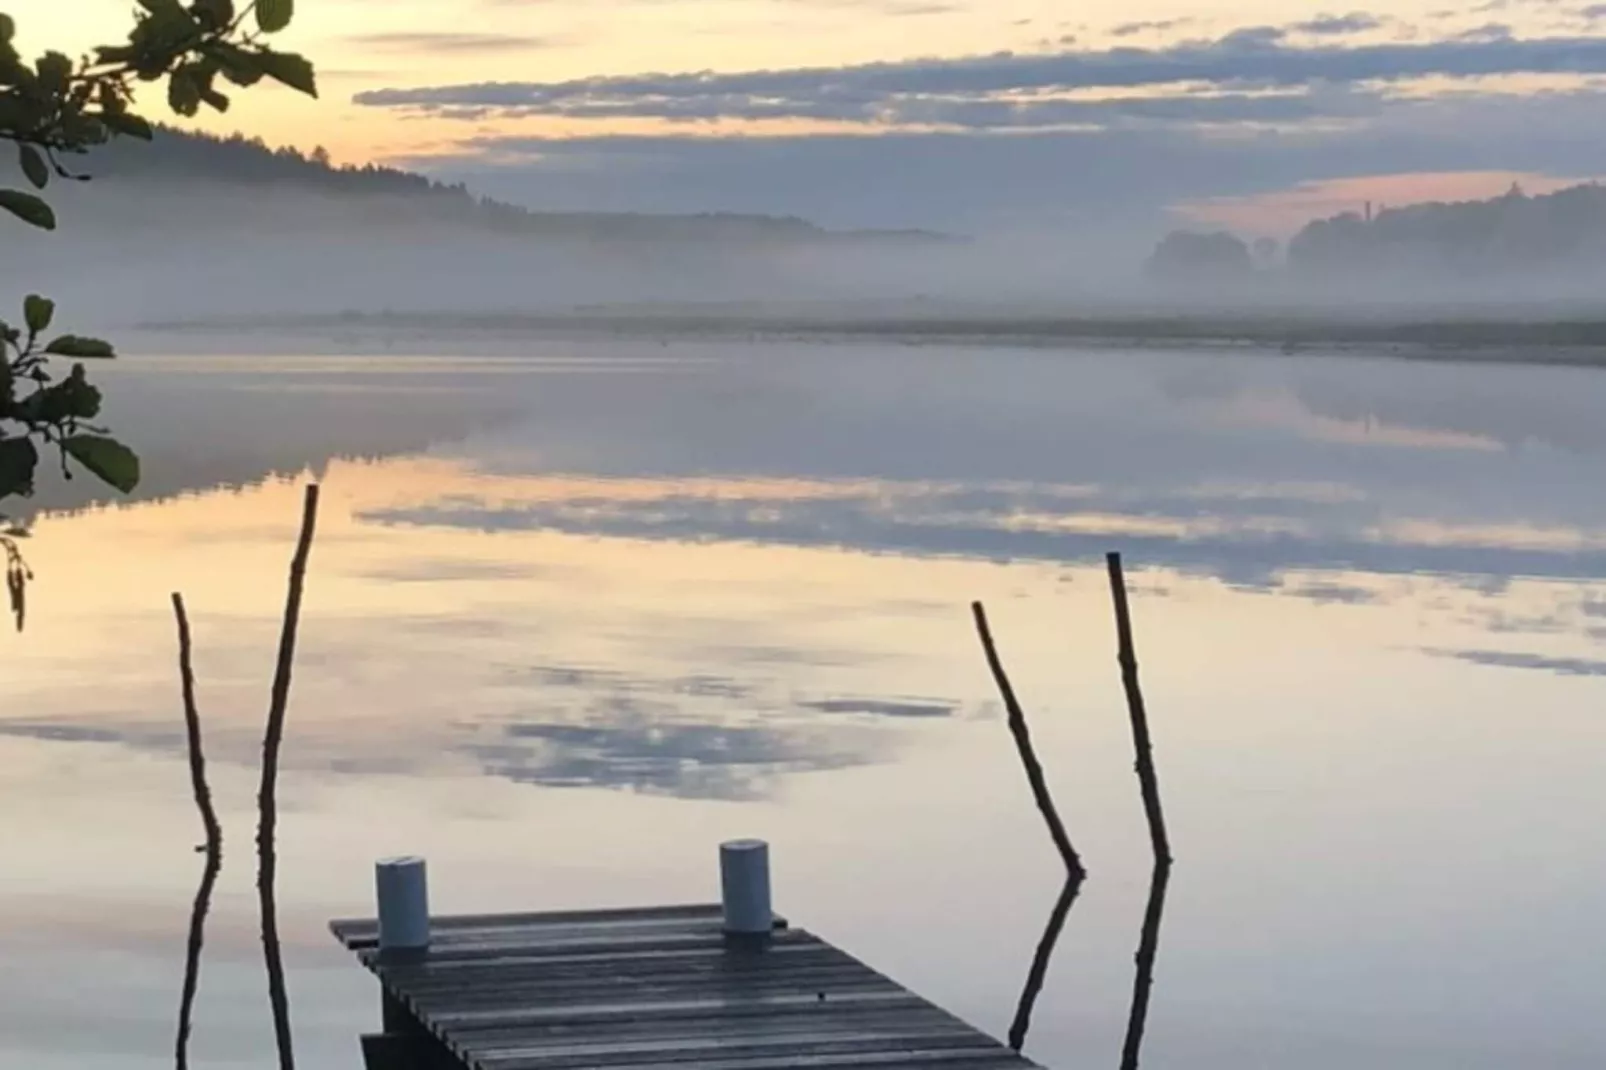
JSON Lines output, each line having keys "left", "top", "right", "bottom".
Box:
{"left": 1274, "top": 579, "right": 1380, "bottom": 606}
{"left": 459, "top": 661, "right": 966, "bottom": 798}
{"left": 0, "top": 721, "right": 181, "bottom": 748}
{"left": 1206, "top": 388, "right": 1506, "bottom": 452}
{"left": 0, "top": 630, "right": 964, "bottom": 801}
{"left": 357, "top": 558, "right": 553, "bottom": 583}
{"left": 1426, "top": 649, "right": 1606, "bottom": 678}
{"left": 796, "top": 698, "right": 957, "bottom": 719}
{"left": 465, "top": 715, "right": 872, "bottom": 801}
{"left": 359, "top": 475, "right": 1606, "bottom": 590}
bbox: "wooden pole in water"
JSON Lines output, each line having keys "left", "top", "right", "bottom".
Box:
{"left": 257, "top": 484, "right": 321, "bottom": 1070}
{"left": 1106, "top": 552, "right": 1172, "bottom": 866}
{"left": 972, "top": 601, "right": 1087, "bottom": 879}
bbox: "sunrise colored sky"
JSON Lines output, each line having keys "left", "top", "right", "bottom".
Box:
{"left": 9, "top": 1, "right": 1606, "bottom": 232}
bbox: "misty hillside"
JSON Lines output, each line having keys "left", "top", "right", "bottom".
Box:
{"left": 1287, "top": 182, "right": 1606, "bottom": 282}
{"left": 1145, "top": 180, "right": 1606, "bottom": 308}
{"left": 27, "top": 126, "right": 947, "bottom": 246}
{"left": 0, "top": 127, "right": 1004, "bottom": 324}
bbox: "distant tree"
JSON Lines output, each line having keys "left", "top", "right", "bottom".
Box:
{"left": 1252, "top": 236, "right": 1280, "bottom": 268}
{"left": 1, "top": 1, "right": 317, "bottom": 624}
{"left": 1285, "top": 180, "right": 1606, "bottom": 281}
{"left": 1144, "top": 229, "right": 1253, "bottom": 286}
{"left": 309, "top": 143, "right": 329, "bottom": 167}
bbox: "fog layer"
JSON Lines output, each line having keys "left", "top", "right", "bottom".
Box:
{"left": 7, "top": 133, "right": 1606, "bottom": 337}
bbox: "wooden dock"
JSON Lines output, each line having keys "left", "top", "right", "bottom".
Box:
{"left": 330, "top": 901, "right": 1042, "bottom": 1070}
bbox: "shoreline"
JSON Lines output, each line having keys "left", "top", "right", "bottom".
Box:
{"left": 129, "top": 309, "right": 1606, "bottom": 368}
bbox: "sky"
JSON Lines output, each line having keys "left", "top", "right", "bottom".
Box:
{"left": 12, "top": 0, "right": 1606, "bottom": 235}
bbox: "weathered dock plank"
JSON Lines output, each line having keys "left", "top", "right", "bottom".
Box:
{"left": 332, "top": 903, "right": 1041, "bottom": 1070}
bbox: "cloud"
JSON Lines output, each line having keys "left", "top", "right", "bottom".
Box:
{"left": 355, "top": 31, "right": 1606, "bottom": 131}
{"left": 1292, "top": 12, "right": 1386, "bottom": 36}
{"left": 345, "top": 31, "right": 558, "bottom": 54}
{"left": 1111, "top": 19, "right": 1192, "bottom": 38}
{"left": 421, "top": 85, "right": 1382, "bottom": 130}
{"left": 401, "top": 85, "right": 1606, "bottom": 233}
{"left": 786, "top": 0, "right": 963, "bottom": 13}
{"left": 1452, "top": 23, "right": 1517, "bottom": 42}
{"left": 1425, "top": 648, "right": 1606, "bottom": 676}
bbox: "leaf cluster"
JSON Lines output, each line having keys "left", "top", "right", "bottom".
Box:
{"left": 0, "top": 2, "right": 315, "bottom": 625}
{"left": 1, "top": 0, "right": 316, "bottom": 230}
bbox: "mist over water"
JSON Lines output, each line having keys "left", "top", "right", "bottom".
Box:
{"left": 12, "top": 164, "right": 1606, "bottom": 333}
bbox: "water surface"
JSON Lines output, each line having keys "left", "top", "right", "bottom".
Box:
{"left": 4, "top": 337, "right": 1604, "bottom": 1069}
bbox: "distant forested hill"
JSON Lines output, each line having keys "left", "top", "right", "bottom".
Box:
{"left": 1287, "top": 181, "right": 1606, "bottom": 281}
{"left": 27, "top": 125, "right": 949, "bottom": 246}
{"left": 1, "top": 126, "right": 967, "bottom": 322}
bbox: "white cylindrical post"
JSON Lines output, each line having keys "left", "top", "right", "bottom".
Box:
{"left": 375, "top": 856, "right": 430, "bottom": 955}
{"left": 720, "top": 838, "right": 772, "bottom": 938}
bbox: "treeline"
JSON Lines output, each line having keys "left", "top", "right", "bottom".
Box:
{"left": 45, "top": 126, "right": 946, "bottom": 245}
{"left": 1146, "top": 181, "right": 1606, "bottom": 288}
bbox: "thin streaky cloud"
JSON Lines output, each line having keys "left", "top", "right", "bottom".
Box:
{"left": 1111, "top": 19, "right": 1193, "bottom": 38}
{"left": 345, "top": 32, "right": 562, "bottom": 54}
{"left": 353, "top": 31, "right": 1606, "bottom": 129}
{"left": 1291, "top": 12, "right": 1387, "bottom": 36}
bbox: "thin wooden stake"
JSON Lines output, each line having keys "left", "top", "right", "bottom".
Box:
{"left": 972, "top": 601, "right": 1086, "bottom": 878}
{"left": 258, "top": 484, "right": 320, "bottom": 1070}
{"left": 1106, "top": 553, "right": 1172, "bottom": 866}
{"left": 172, "top": 593, "right": 222, "bottom": 1070}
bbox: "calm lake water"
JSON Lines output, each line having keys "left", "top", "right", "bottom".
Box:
{"left": 4, "top": 334, "right": 1605, "bottom": 1069}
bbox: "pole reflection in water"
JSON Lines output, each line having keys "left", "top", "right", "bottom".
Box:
{"left": 1008, "top": 861, "right": 1173, "bottom": 1068}
{"left": 1008, "top": 875, "right": 1085, "bottom": 1052}
{"left": 1120, "top": 861, "right": 1173, "bottom": 1070}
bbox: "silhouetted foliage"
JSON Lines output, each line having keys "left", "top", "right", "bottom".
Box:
{"left": 63, "top": 124, "right": 948, "bottom": 245}
{"left": 0, "top": 3, "right": 316, "bottom": 624}
{"left": 1143, "top": 229, "right": 1253, "bottom": 287}
{"left": 1287, "top": 181, "right": 1606, "bottom": 280}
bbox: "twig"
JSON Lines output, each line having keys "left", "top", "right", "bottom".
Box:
{"left": 4, "top": 536, "right": 32, "bottom": 633}
{"left": 1106, "top": 553, "right": 1172, "bottom": 866}
{"left": 172, "top": 593, "right": 222, "bottom": 1070}
{"left": 257, "top": 484, "right": 320, "bottom": 1070}
{"left": 1007, "top": 874, "right": 1084, "bottom": 1052}
{"left": 1119, "top": 860, "right": 1174, "bottom": 1070}
{"left": 972, "top": 601, "right": 1086, "bottom": 878}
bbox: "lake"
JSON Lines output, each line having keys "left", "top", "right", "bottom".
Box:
{"left": 4, "top": 333, "right": 1604, "bottom": 1069}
